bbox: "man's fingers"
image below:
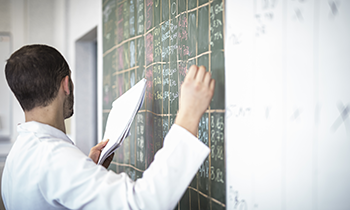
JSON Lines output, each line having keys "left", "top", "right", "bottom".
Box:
{"left": 185, "top": 65, "right": 198, "bottom": 81}
{"left": 94, "top": 139, "right": 109, "bottom": 150}
{"left": 102, "top": 139, "right": 109, "bottom": 147}
{"left": 204, "top": 71, "right": 212, "bottom": 86}
{"left": 196, "top": 66, "right": 206, "bottom": 82}
{"left": 209, "top": 79, "right": 216, "bottom": 93}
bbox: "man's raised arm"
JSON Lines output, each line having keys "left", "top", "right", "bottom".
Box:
{"left": 175, "top": 65, "right": 215, "bottom": 136}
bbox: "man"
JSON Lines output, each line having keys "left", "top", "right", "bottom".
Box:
{"left": 1, "top": 44, "right": 215, "bottom": 209}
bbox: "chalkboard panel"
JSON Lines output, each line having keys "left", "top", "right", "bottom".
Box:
{"left": 102, "top": 0, "right": 226, "bottom": 209}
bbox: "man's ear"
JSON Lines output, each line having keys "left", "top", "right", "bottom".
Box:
{"left": 61, "top": 76, "right": 70, "bottom": 95}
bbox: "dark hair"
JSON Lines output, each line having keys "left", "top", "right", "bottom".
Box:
{"left": 5, "top": 44, "right": 71, "bottom": 111}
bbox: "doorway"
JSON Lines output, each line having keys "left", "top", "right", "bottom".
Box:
{"left": 74, "top": 27, "right": 97, "bottom": 155}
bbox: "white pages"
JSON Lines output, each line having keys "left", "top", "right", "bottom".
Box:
{"left": 98, "top": 78, "right": 147, "bottom": 165}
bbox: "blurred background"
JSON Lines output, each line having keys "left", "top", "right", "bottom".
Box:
{"left": 0, "top": 1, "right": 103, "bottom": 209}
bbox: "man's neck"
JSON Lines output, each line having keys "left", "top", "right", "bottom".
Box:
{"left": 25, "top": 104, "right": 66, "bottom": 134}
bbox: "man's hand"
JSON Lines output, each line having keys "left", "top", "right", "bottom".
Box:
{"left": 175, "top": 65, "right": 215, "bottom": 136}
{"left": 89, "top": 139, "right": 114, "bottom": 169}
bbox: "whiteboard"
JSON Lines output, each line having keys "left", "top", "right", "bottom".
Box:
{"left": 225, "top": 0, "right": 350, "bottom": 209}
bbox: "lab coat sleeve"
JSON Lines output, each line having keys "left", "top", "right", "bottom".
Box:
{"left": 38, "top": 124, "right": 210, "bottom": 210}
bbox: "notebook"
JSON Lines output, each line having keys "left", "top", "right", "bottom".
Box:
{"left": 98, "top": 78, "right": 147, "bottom": 165}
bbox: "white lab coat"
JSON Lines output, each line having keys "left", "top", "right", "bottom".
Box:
{"left": 1, "top": 121, "right": 209, "bottom": 210}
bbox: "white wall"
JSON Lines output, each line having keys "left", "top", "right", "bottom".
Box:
{"left": 0, "top": 0, "right": 103, "bottom": 149}
{"left": 65, "top": 0, "right": 103, "bottom": 143}
{"left": 0, "top": 0, "right": 11, "bottom": 32}
{"left": 0, "top": 1, "right": 102, "bottom": 208}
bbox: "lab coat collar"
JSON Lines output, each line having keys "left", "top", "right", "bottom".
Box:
{"left": 17, "top": 121, "right": 74, "bottom": 145}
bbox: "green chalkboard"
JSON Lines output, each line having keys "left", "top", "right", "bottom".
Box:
{"left": 102, "top": 0, "right": 225, "bottom": 209}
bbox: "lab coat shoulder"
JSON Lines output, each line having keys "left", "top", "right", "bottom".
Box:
{"left": 37, "top": 124, "right": 209, "bottom": 210}
{"left": 37, "top": 137, "right": 131, "bottom": 210}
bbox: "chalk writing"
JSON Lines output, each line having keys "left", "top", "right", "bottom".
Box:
{"left": 171, "top": 1, "right": 176, "bottom": 15}
{"left": 163, "top": 67, "right": 177, "bottom": 76}
{"left": 211, "top": 165, "right": 224, "bottom": 183}
{"left": 178, "top": 14, "right": 188, "bottom": 41}
{"left": 188, "top": 12, "right": 196, "bottom": 57}
{"left": 154, "top": 26, "right": 161, "bottom": 61}
{"left": 161, "top": 21, "right": 169, "bottom": 61}
{"left": 199, "top": 159, "right": 209, "bottom": 178}
{"left": 153, "top": 65, "right": 162, "bottom": 86}
{"left": 210, "top": 112, "right": 225, "bottom": 202}
{"left": 161, "top": 24, "right": 178, "bottom": 42}
{"left": 210, "top": 1, "right": 224, "bottom": 48}
{"left": 231, "top": 189, "right": 248, "bottom": 210}
{"left": 118, "top": 46, "right": 124, "bottom": 71}
{"left": 178, "top": 61, "right": 187, "bottom": 75}
{"left": 255, "top": 0, "right": 278, "bottom": 36}
{"left": 130, "top": 71, "right": 135, "bottom": 87}
{"left": 130, "top": 0, "right": 135, "bottom": 36}
{"left": 137, "top": 38, "right": 144, "bottom": 66}
{"left": 145, "top": 114, "right": 155, "bottom": 167}
{"left": 289, "top": 108, "right": 302, "bottom": 122}
{"left": 136, "top": 114, "right": 145, "bottom": 164}
{"left": 145, "top": 67, "right": 153, "bottom": 101}
{"left": 124, "top": 137, "right": 130, "bottom": 163}
{"left": 146, "top": 33, "right": 153, "bottom": 65}
{"left": 145, "top": 0, "right": 153, "bottom": 30}
{"left": 164, "top": 91, "right": 179, "bottom": 103}
{"left": 117, "top": 4, "right": 124, "bottom": 43}
{"left": 123, "top": 2, "right": 129, "bottom": 39}
{"left": 163, "top": 77, "right": 177, "bottom": 87}
{"left": 198, "top": 113, "right": 210, "bottom": 193}
{"left": 169, "top": 116, "right": 175, "bottom": 127}
{"left": 161, "top": 20, "right": 178, "bottom": 58}
{"left": 199, "top": 115, "right": 209, "bottom": 145}
{"left": 153, "top": 116, "right": 163, "bottom": 152}
{"left": 293, "top": 8, "right": 304, "bottom": 21}
{"left": 211, "top": 114, "right": 224, "bottom": 144}
{"left": 155, "top": 90, "right": 178, "bottom": 103}
{"left": 162, "top": 64, "right": 169, "bottom": 114}
{"left": 153, "top": 77, "right": 162, "bottom": 86}
{"left": 328, "top": 1, "right": 339, "bottom": 17}
{"left": 162, "top": 116, "right": 169, "bottom": 138}
{"left": 331, "top": 102, "right": 350, "bottom": 134}
{"left": 226, "top": 104, "right": 252, "bottom": 118}
{"left": 229, "top": 31, "right": 243, "bottom": 45}
{"left": 103, "top": 1, "right": 115, "bottom": 22}
{"left": 136, "top": 0, "right": 144, "bottom": 34}
{"left": 130, "top": 41, "right": 135, "bottom": 67}
{"left": 162, "top": 45, "right": 178, "bottom": 57}
{"left": 152, "top": 64, "right": 162, "bottom": 113}
{"left": 212, "top": 145, "right": 224, "bottom": 161}
{"left": 178, "top": 14, "right": 189, "bottom": 61}
{"left": 103, "top": 1, "right": 115, "bottom": 42}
